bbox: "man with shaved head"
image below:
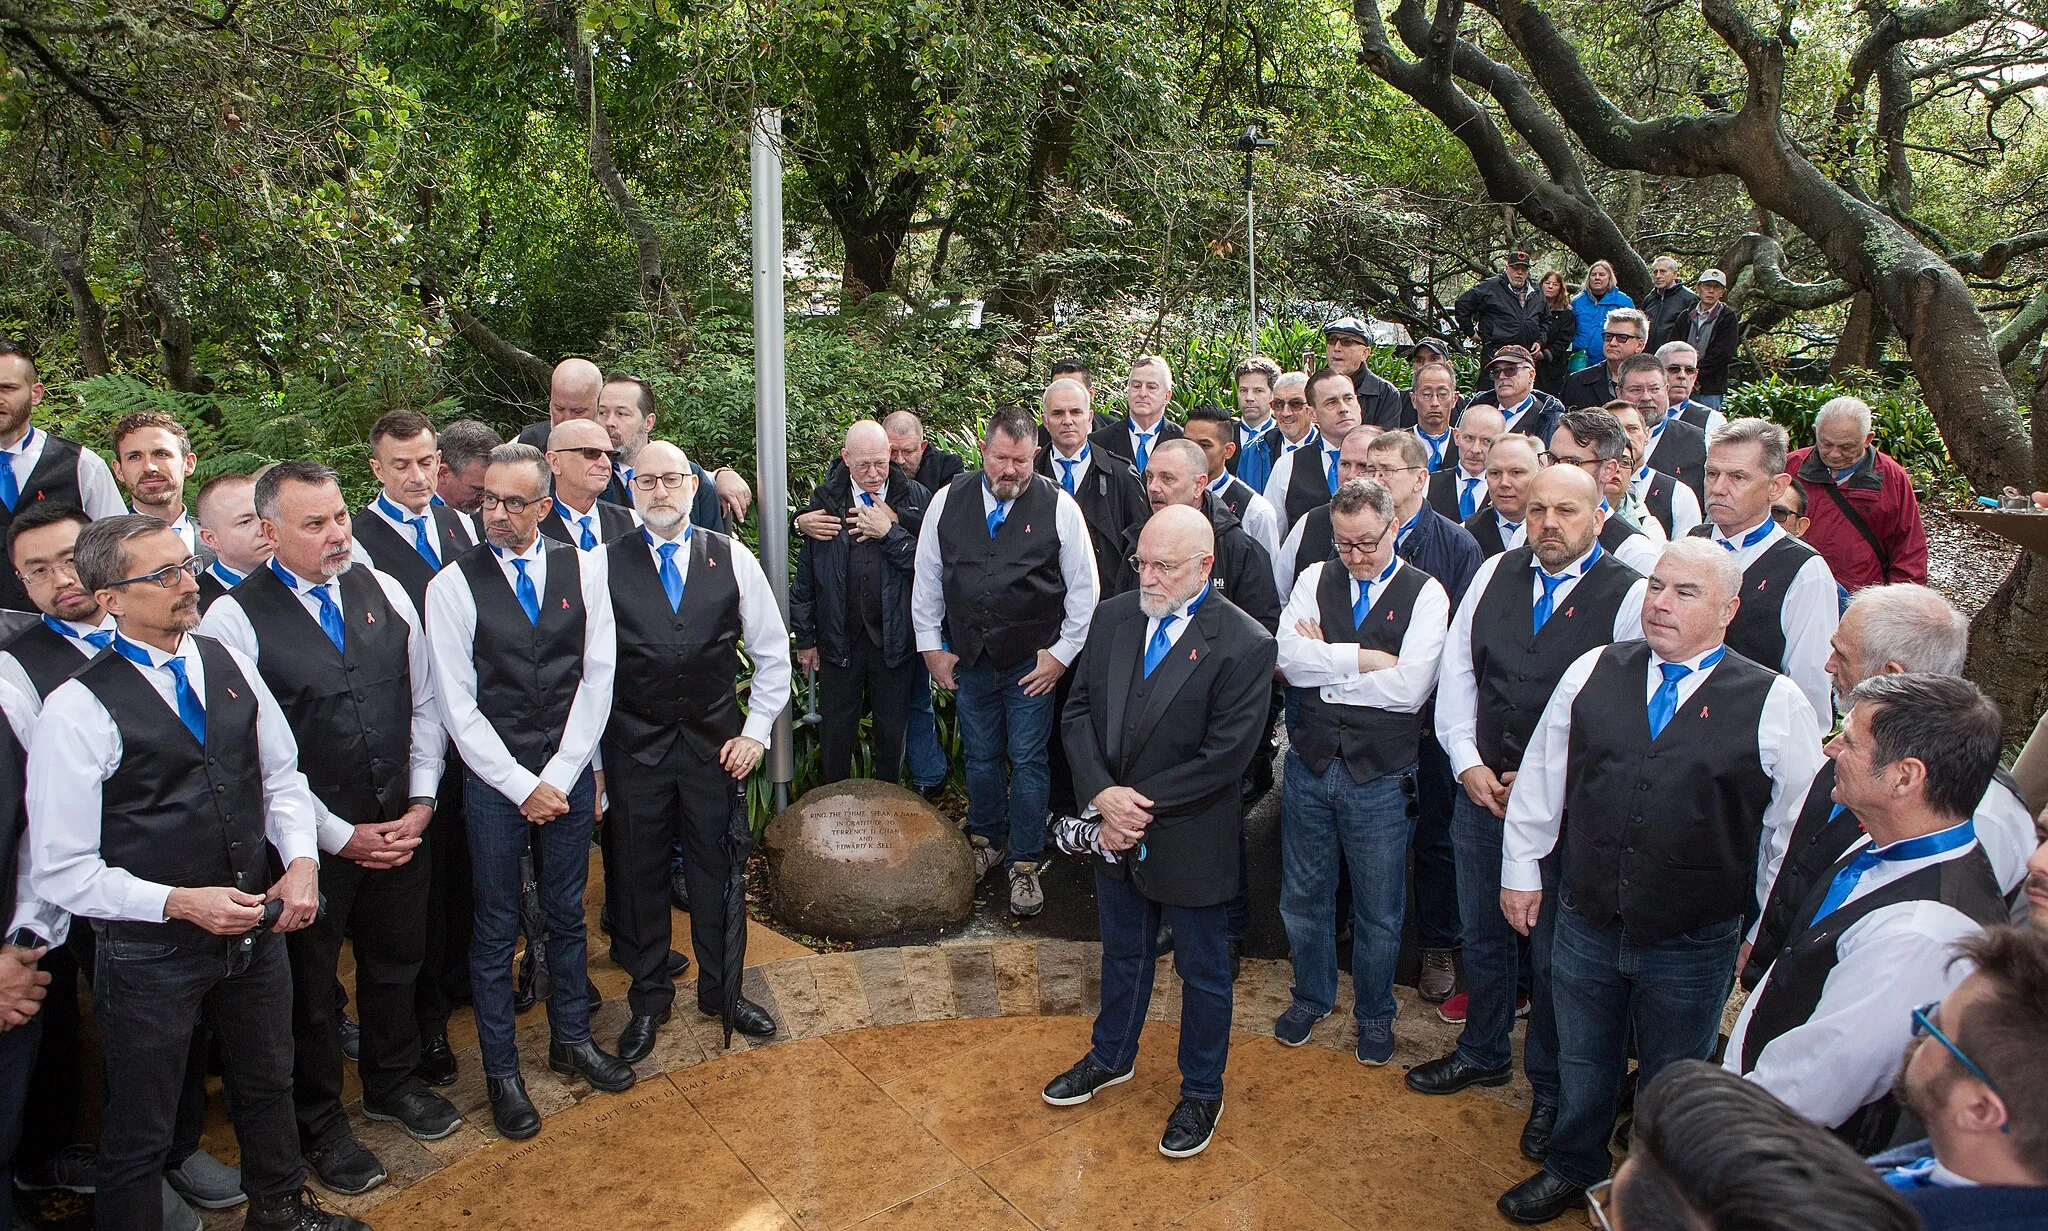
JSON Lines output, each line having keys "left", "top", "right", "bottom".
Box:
{"left": 792, "top": 420, "right": 929, "bottom": 787}
{"left": 1409, "top": 464, "right": 1648, "bottom": 1172}
{"left": 603, "top": 438, "right": 791, "bottom": 1058}
{"left": 1493, "top": 538, "right": 1822, "bottom": 1221}
{"left": 1468, "top": 434, "right": 1540, "bottom": 557}
{"left": 1043, "top": 504, "right": 1277, "bottom": 1161}
{"left": 1274, "top": 428, "right": 1378, "bottom": 595}
{"left": 542, "top": 419, "right": 639, "bottom": 550}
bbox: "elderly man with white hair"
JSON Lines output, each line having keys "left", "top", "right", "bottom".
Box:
{"left": 1491, "top": 536, "right": 1824, "bottom": 1223}
{"left": 1653, "top": 340, "right": 1727, "bottom": 434}
{"left": 1784, "top": 395, "right": 1928, "bottom": 594}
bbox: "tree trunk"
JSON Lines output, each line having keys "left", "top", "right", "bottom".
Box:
{"left": 0, "top": 204, "right": 110, "bottom": 376}
{"left": 1963, "top": 355, "right": 2048, "bottom": 736}
{"left": 136, "top": 188, "right": 205, "bottom": 393}
{"left": 983, "top": 71, "right": 1084, "bottom": 342}
{"left": 1830, "top": 292, "right": 1889, "bottom": 376}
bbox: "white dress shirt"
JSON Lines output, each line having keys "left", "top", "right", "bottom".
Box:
{"left": 1435, "top": 547, "right": 1649, "bottom": 777}
{"left": 1498, "top": 394, "right": 1538, "bottom": 434}
{"left": 911, "top": 479, "right": 1100, "bottom": 666}
{"left": 1045, "top": 443, "right": 1093, "bottom": 493}
{"left": 0, "top": 613, "right": 115, "bottom": 710}
{"left": 1273, "top": 516, "right": 1310, "bottom": 599}
{"left": 1447, "top": 464, "right": 1490, "bottom": 516}
{"left": 1632, "top": 465, "right": 1704, "bottom": 538}
{"left": 634, "top": 526, "right": 792, "bottom": 747}
{"left": 1604, "top": 511, "right": 1664, "bottom": 575}
{"left": 424, "top": 537, "right": 616, "bottom": 804}
{"left": 1727, "top": 827, "right": 1988, "bottom": 1127}
{"left": 348, "top": 493, "right": 468, "bottom": 572}
{"left": 0, "top": 428, "right": 125, "bottom": 519}
{"left": 1500, "top": 642, "right": 1823, "bottom": 939}
{"left": 152, "top": 508, "right": 199, "bottom": 554}
{"left": 554, "top": 495, "right": 642, "bottom": 553}
{"left": 1127, "top": 417, "right": 1167, "bottom": 467}
{"left": 26, "top": 635, "right": 322, "bottom": 925}
{"left": 1968, "top": 781, "right": 2039, "bottom": 917}
{"left": 1277, "top": 559, "right": 1449, "bottom": 712}
{"left": 1488, "top": 510, "right": 1527, "bottom": 552}
{"left": 1211, "top": 472, "right": 1281, "bottom": 562}
{"left": 1261, "top": 430, "right": 1341, "bottom": 522}
{"left": 200, "top": 562, "right": 448, "bottom": 853}
{"left": 1413, "top": 426, "right": 1454, "bottom": 472}
{"left": 1707, "top": 517, "right": 1840, "bottom": 733}
{"left": 2, "top": 675, "right": 66, "bottom": 945}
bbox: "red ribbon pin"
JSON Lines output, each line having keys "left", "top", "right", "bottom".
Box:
{"left": 364, "top": 612, "right": 375, "bottom": 624}
{"left": 1700, "top": 705, "right": 1710, "bottom": 719}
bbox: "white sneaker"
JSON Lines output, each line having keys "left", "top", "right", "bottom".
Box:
{"left": 1009, "top": 862, "right": 1045, "bottom": 917}
{"left": 970, "top": 836, "right": 1005, "bottom": 880}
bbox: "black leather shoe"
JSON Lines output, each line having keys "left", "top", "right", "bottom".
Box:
{"left": 301, "top": 1138, "right": 385, "bottom": 1196}
{"left": 617, "top": 1009, "right": 671, "bottom": 1063}
{"left": 917, "top": 782, "right": 946, "bottom": 803}
{"left": 487, "top": 1075, "right": 540, "bottom": 1140}
{"left": 1041, "top": 1056, "right": 1134, "bottom": 1106}
{"left": 1158, "top": 1098, "right": 1223, "bottom": 1159}
{"left": 1498, "top": 1170, "right": 1586, "bottom": 1224}
{"left": 417, "top": 1032, "right": 458, "bottom": 1087}
{"left": 1405, "top": 1051, "right": 1514, "bottom": 1096}
{"left": 1154, "top": 922, "right": 1175, "bottom": 955}
{"left": 338, "top": 1016, "right": 360, "bottom": 1063}
{"left": 699, "top": 996, "right": 776, "bottom": 1038}
{"left": 1519, "top": 1103, "right": 1557, "bottom": 1163}
{"left": 361, "top": 1087, "right": 463, "bottom": 1141}
{"left": 669, "top": 868, "right": 691, "bottom": 914}
{"left": 548, "top": 1037, "right": 637, "bottom": 1092}
{"left": 1240, "top": 756, "right": 1274, "bottom": 807}
{"left": 244, "top": 1187, "right": 371, "bottom": 1231}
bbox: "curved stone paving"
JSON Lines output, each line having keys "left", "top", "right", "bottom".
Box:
{"left": 250, "top": 940, "right": 1574, "bottom": 1230}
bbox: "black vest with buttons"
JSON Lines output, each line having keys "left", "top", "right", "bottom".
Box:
{"left": 603, "top": 530, "right": 744, "bottom": 765}
{"left": 1, "top": 620, "right": 93, "bottom": 699}
{"left": 1283, "top": 441, "right": 1334, "bottom": 528}
{"left": 455, "top": 541, "right": 586, "bottom": 774}
{"left": 935, "top": 473, "right": 1067, "bottom": 671}
{"left": 1289, "top": 505, "right": 1336, "bottom": 589}
{"left": 77, "top": 637, "right": 266, "bottom": 945}
{"left": 1468, "top": 545, "right": 1642, "bottom": 772}
{"left": 353, "top": 502, "right": 475, "bottom": 613}
{"left": 1640, "top": 469, "right": 1679, "bottom": 537}
{"left": 1561, "top": 641, "right": 1776, "bottom": 943}
{"left": 1290, "top": 561, "right": 1428, "bottom": 785}
{"left": 0, "top": 435, "right": 88, "bottom": 612}
{"left": 0, "top": 719, "right": 26, "bottom": 933}
{"left": 1687, "top": 525, "right": 1817, "bottom": 671}
{"left": 232, "top": 565, "right": 413, "bottom": 826}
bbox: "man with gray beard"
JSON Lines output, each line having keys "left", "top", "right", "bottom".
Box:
{"left": 1041, "top": 506, "right": 1276, "bottom": 1160}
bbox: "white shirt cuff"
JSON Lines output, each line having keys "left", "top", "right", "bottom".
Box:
{"left": 1501, "top": 859, "right": 1543, "bottom": 893}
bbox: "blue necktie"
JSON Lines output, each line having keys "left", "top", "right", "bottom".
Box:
{"left": 1057, "top": 458, "right": 1079, "bottom": 494}
{"left": 510, "top": 558, "right": 540, "bottom": 625}
{"left": 657, "top": 541, "right": 683, "bottom": 611}
{"left": 308, "top": 583, "right": 346, "bottom": 653}
{"left": 1133, "top": 429, "right": 1156, "bottom": 473}
{"left": 986, "top": 499, "right": 1010, "bottom": 538}
{"left": 1325, "top": 450, "right": 1339, "bottom": 493}
{"left": 1533, "top": 570, "right": 1568, "bottom": 634}
{"left": 1810, "top": 821, "right": 1978, "bottom": 926}
{"left": 114, "top": 637, "right": 206, "bottom": 744}
{"left": 576, "top": 514, "right": 597, "bottom": 551}
{"left": 1647, "top": 661, "right": 1692, "bottom": 739}
{"left": 1421, "top": 432, "right": 1447, "bottom": 470}
{"left": 1351, "top": 583, "right": 1370, "bottom": 628}
{"left": 410, "top": 517, "right": 441, "bottom": 568}
{"left": 1143, "top": 614, "right": 1178, "bottom": 678}
{"left": 45, "top": 616, "right": 112, "bottom": 651}
{"left": 859, "top": 491, "right": 876, "bottom": 508}
{"left": 1460, "top": 477, "right": 1481, "bottom": 520}
{"left": 1717, "top": 519, "right": 1774, "bottom": 552}
{"left": 0, "top": 449, "right": 16, "bottom": 511}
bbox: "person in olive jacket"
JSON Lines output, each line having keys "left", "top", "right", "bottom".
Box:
{"left": 791, "top": 420, "right": 930, "bottom": 785}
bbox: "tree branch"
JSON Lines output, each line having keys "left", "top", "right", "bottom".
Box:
{"left": 0, "top": 203, "right": 110, "bottom": 375}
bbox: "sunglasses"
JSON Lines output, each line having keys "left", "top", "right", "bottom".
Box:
{"left": 1770, "top": 506, "right": 1799, "bottom": 524}
{"left": 1602, "top": 331, "right": 1642, "bottom": 344}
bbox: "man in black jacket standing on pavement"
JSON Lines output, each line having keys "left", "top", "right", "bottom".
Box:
{"left": 1455, "top": 252, "right": 1545, "bottom": 365}
{"left": 1642, "top": 257, "right": 1700, "bottom": 350}
{"left": 792, "top": 421, "right": 928, "bottom": 786}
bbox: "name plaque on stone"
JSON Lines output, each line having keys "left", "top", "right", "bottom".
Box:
{"left": 763, "top": 780, "right": 973, "bottom": 939}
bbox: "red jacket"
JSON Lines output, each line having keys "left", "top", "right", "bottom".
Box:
{"left": 1785, "top": 445, "right": 1928, "bottom": 591}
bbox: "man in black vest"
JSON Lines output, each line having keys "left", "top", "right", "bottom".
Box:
{"left": 1654, "top": 341, "right": 1727, "bottom": 434}
{"left": 791, "top": 421, "right": 925, "bottom": 787}
{"left": 1263, "top": 368, "right": 1360, "bottom": 532}
{"left": 1090, "top": 356, "right": 1184, "bottom": 473}
{"left": 1180, "top": 402, "right": 1280, "bottom": 563}
{"left": 1613, "top": 401, "right": 1702, "bottom": 539}
{"left": 1492, "top": 538, "right": 1824, "bottom": 1222}
{"left": 25, "top": 514, "right": 363, "bottom": 1231}
{"left": 605, "top": 439, "right": 789, "bottom": 1060}
{"left": 1408, "top": 360, "right": 1460, "bottom": 473}
{"left": 883, "top": 410, "right": 961, "bottom": 800}
{"left": 1037, "top": 377, "right": 1149, "bottom": 599}
{"left": 541, "top": 419, "right": 638, "bottom": 551}
{"left": 1690, "top": 417, "right": 1839, "bottom": 733}
{"left": 1410, "top": 467, "right": 1647, "bottom": 1164}
{"left": 1543, "top": 410, "right": 1663, "bottom": 575}
{"left": 913, "top": 408, "right": 1099, "bottom": 918}
{"left": 594, "top": 374, "right": 739, "bottom": 531}
{"left": 1624, "top": 354, "right": 1708, "bottom": 499}
{"left": 1465, "top": 434, "right": 1539, "bottom": 559}
{"left": 424, "top": 443, "right": 630, "bottom": 1141}
{"left": 1428, "top": 404, "right": 1503, "bottom": 523}
{"left": 1041, "top": 506, "right": 1276, "bottom": 1159}
{"left": 1747, "top": 584, "right": 2037, "bottom": 994}
{"left": 1273, "top": 479, "right": 1451, "bottom": 1060}
{"left": 0, "top": 342, "right": 126, "bottom": 612}
{"left": 1728, "top": 674, "right": 2010, "bottom": 1147}
{"left": 196, "top": 473, "right": 273, "bottom": 611}
{"left": 1, "top": 502, "right": 114, "bottom": 703}
{"left": 1272, "top": 428, "right": 1377, "bottom": 598}
{"left": 201, "top": 461, "right": 462, "bottom": 1192}
{"left": 344, "top": 411, "right": 479, "bottom": 1087}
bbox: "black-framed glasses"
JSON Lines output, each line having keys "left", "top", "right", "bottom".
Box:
{"left": 630, "top": 472, "right": 692, "bottom": 491}
{"left": 1602, "top": 331, "right": 1641, "bottom": 344}
{"left": 106, "top": 557, "right": 206, "bottom": 589}
{"left": 1911, "top": 999, "right": 2007, "bottom": 1121}
{"left": 554, "top": 446, "right": 618, "bottom": 463}
{"left": 1331, "top": 524, "right": 1394, "bottom": 557}
{"left": 478, "top": 492, "right": 543, "bottom": 514}
{"left": 1539, "top": 452, "right": 1601, "bottom": 471}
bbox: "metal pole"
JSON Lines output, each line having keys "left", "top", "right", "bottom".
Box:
{"left": 1245, "top": 180, "right": 1257, "bottom": 347}
{"left": 750, "top": 106, "right": 794, "bottom": 811}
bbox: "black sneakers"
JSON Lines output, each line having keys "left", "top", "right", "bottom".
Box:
{"left": 1159, "top": 1098, "right": 1223, "bottom": 1159}
{"left": 1041, "top": 1056, "right": 1134, "bottom": 1107}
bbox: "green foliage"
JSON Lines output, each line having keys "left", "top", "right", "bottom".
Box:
{"left": 1721, "top": 373, "right": 1961, "bottom": 496}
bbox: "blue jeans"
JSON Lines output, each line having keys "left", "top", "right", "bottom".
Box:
{"left": 1696, "top": 392, "right": 1725, "bottom": 409}
{"left": 1279, "top": 752, "right": 1416, "bottom": 1029}
{"left": 1450, "top": 789, "right": 1560, "bottom": 1104}
{"left": 1088, "top": 866, "right": 1232, "bottom": 1102}
{"left": 467, "top": 766, "right": 598, "bottom": 1078}
{"left": 954, "top": 655, "right": 1053, "bottom": 866}
{"left": 1413, "top": 730, "right": 1461, "bottom": 951}
{"left": 1543, "top": 895, "right": 1743, "bottom": 1189}
{"left": 906, "top": 664, "right": 947, "bottom": 789}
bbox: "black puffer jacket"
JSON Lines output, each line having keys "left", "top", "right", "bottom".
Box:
{"left": 791, "top": 465, "right": 930, "bottom": 668}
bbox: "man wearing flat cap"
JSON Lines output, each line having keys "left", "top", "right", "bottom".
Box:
{"left": 1319, "top": 317, "right": 1404, "bottom": 432}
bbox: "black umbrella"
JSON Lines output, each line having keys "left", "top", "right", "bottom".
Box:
{"left": 717, "top": 776, "right": 754, "bottom": 1048}
{"left": 514, "top": 849, "right": 551, "bottom": 1012}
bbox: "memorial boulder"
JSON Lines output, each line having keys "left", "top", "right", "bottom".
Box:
{"left": 763, "top": 780, "right": 973, "bottom": 939}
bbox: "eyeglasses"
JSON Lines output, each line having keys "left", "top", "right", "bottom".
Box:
{"left": 1664, "top": 364, "right": 1698, "bottom": 374}
{"left": 554, "top": 446, "right": 618, "bottom": 463}
{"left": 1126, "top": 553, "right": 1201, "bottom": 578}
{"left": 1331, "top": 524, "right": 1394, "bottom": 557}
{"left": 1911, "top": 999, "right": 2007, "bottom": 1117}
{"left": 106, "top": 557, "right": 206, "bottom": 589}
{"left": 1602, "top": 331, "right": 1642, "bottom": 344}
{"left": 1585, "top": 1179, "right": 1615, "bottom": 1231}
{"left": 16, "top": 554, "right": 78, "bottom": 587}
{"left": 1488, "top": 364, "right": 1529, "bottom": 377}
{"left": 478, "top": 492, "right": 543, "bottom": 514}
{"left": 1362, "top": 465, "right": 1421, "bottom": 480}
{"left": 630, "top": 472, "right": 691, "bottom": 491}
{"left": 1539, "top": 452, "right": 1601, "bottom": 470}
{"left": 1274, "top": 398, "right": 1309, "bottom": 411}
